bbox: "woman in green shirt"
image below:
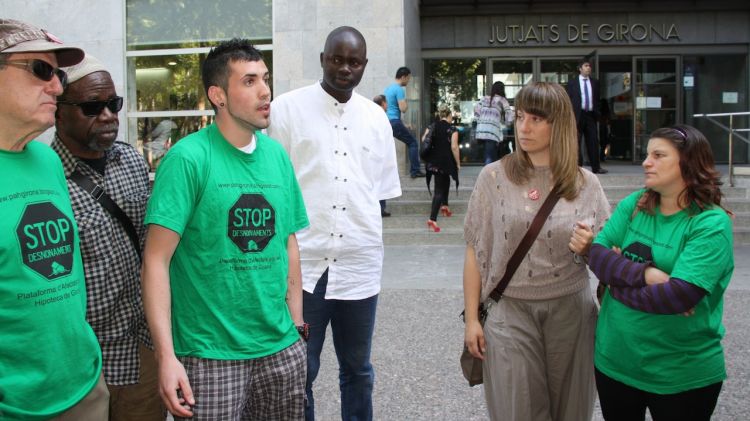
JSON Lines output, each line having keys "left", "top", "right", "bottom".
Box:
{"left": 587, "top": 125, "right": 733, "bottom": 421}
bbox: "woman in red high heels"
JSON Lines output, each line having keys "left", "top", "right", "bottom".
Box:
{"left": 422, "top": 105, "right": 460, "bottom": 232}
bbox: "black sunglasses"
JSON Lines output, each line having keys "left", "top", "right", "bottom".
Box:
{"left": 5, "top": 59, "right": 68, "bottom": 88}
{"left": 57, "top": 96, "right": 124, "bottom": 117}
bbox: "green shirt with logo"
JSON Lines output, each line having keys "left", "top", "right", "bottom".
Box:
{"left": 146, "top": 124, "right": 309, "bottom": 359}
{"left": 0, "top": 141, "right": 102, "bottom": 420}
{"left": 594, "top": 189, "right": 733, "bottom": 394}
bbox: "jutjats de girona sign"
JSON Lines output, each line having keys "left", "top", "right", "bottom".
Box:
{"left": 488, "top": 23, "right": 680, "bottom": 44}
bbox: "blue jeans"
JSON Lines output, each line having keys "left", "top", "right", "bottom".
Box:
{"left": 389, "top": 119, "right": 421, "bottom": 176}
{"left": 304, "top": 269, "right": 378, "bottom": 421}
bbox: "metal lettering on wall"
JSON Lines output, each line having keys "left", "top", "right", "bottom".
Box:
{"left": 488, "top": 23, "right": 679, "bottom": 44}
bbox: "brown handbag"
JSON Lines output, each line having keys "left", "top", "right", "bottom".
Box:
{"left": 460, "top": 187, "right": 561, "bottom": 386}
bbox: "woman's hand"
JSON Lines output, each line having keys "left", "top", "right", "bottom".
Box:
{"left": 464, "top": 319, "right": 485, "bottom": 360}
{"left": 644, "top": 266, "right": 669, "bottom": 285}
{"left": 569, "top": 221, "right": 594, "bottom": 257}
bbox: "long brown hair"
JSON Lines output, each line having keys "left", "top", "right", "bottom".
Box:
{"left": 504, "top": 82, "right": 581, "bottom": 200}
{"left": 638, "top": 124, "right": 726, "bottom": 215}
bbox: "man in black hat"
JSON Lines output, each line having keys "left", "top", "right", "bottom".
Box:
{"left": 0, "top": 18, "right": 107, "bottom": 420}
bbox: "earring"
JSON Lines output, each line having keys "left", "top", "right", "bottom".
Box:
{"left": 220, "top": 102, "right": 225, "bottom": 107}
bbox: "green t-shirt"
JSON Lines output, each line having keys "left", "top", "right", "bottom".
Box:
{"left": 145, "top": 124, "right": 309, "bottom": 360}
{"left": 0, "top": 142, "right": 102, "bottom": 420}
{"left": 594, "top": 189, "right": 733, "bottom": 394}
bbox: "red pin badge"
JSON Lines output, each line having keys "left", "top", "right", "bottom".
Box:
{"left": 528, "top": 189, "right": 540, "bottom": 201}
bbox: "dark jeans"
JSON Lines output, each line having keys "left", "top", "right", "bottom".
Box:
{"left": 577, "top": 111, "right": 602, "bottom": 171}
{"left": 304, "top": 269, "right": 378, "bottom": 421}
{"left": 595, "top": 367, "right": 722, "bottom": 421}
{"left": 389, "top": 119, "right": 421, "bottom": 176}
{"left": 480, "top": 138, "right": 498, "bottom": 165}
{"left": 429, "top": 171, "right": 451, "bottom": 221}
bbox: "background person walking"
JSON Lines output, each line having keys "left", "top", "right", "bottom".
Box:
{"left": 422, "top": 104, "right": 459, "bottom": 233}
{"left": 474, "top": 81, "right": 513, "bottom": 165}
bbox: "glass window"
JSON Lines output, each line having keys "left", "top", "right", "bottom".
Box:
{"left": 683, "top": 54, "right": 748, "bottom": 164}
{"left": 126, "top": 0, "right": 273, "bottom": 170}
{"left": 127, "top": 0, "right": 271, "bottom": 49}
{"left": 425, "top": 59, "right": 486, "bottom": 164}
{"left": 133, "top": 116, "right": 214, "bottom": 169}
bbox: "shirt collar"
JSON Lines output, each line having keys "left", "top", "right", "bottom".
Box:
{"left": 51, "top": 133, "right": 122, "bottom": 177}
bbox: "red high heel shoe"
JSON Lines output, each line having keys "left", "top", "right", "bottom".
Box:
{"left": 427, "top": 220, "right": 441, "bottom": 232}
{"left": 440, "top": 206, "right": 453, "bottom": 217}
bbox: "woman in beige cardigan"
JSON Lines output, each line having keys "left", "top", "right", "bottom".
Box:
{"left": 463, "top": 82, "right": 610, "bottom": 421}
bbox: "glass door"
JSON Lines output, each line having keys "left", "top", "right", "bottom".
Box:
{"left": 599, "top": 56, "right": 634, "bottom": 161}
{"left": 633, "top": 56, "right": 679, "bottom": 161}
{"left": 489, "top": 59, "right": 533, "bottom": 157}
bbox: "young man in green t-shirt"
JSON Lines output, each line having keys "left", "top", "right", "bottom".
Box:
{"left": 142, "top": 39, "right": 309, "bottom": 420}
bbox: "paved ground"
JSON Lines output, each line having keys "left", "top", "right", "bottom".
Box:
{"left": 307, "top": 245, "right": 750, "bottom": 420}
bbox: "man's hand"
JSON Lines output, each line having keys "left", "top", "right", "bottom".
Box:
{"left": 157, "top": 355, "right": 195, "bottom": 417}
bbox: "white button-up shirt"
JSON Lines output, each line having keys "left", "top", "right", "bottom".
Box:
{"left": 268, "top": 83, "right": 402, "bottom": 299}
{"left": 579, "top": 75, "right": 592, "bottom": 111}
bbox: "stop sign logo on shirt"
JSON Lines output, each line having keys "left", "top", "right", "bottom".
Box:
{"left": 228, "top": 194, "right": 276, "bottom": 253}
{"left": 16, "top": 202, "right": 75, "bottom": 281}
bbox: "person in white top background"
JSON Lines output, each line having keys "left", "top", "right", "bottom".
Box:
{"left": 267, "top": 26, "right": 401, "bottom": 421}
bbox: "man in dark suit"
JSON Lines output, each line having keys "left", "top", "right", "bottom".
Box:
{"left": 567, "top": 59, "right": 608, "bottom": 174}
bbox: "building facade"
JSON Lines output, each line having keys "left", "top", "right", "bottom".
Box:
{"left": 6, "top": 0, "right": 750, "bottom": 167}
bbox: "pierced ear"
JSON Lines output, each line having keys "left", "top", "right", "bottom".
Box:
{"left": 207, "top": 85, "right": 226, "bottom": 109}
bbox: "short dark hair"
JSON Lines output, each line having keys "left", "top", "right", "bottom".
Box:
{"left": 373, "top": 94, "right": 386, "bottom": 106}
{"left": 202, "top": 38, "right": 264, "bottom": 111}
{"left": 395, "top": 66, "right": 411, "bottom": 79}
{"left": 577, "top": 59, "right": 592, "bottom": 70}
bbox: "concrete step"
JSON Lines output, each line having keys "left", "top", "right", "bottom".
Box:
{"left": 383, "top": 228, "right": 464, "bottom": 245}
{"left": 382, "top": 214, "right": 465, "bottom": 229}
{"left": 384, "top": 200, "right": 469, "bottom": 215}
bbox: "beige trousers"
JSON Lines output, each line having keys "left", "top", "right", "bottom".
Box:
{"left": 107, "top": 343, "right": 165, "bottom": 421}
{"left": 482, "top": 287, "right": 597, "bottom": 421}
{"left": 51, "top": 373, "right": 109, "bottom": 421}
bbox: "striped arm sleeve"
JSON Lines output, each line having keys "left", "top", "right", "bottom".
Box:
{"left": 608, "top": 278, "right": 707, "bottom": 314}
{"left": 588, "top": 243, "right": 648, "bottom": 288}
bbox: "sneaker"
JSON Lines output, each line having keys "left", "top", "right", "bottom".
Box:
{"left": 411, "top": 171, "right": 426, "bottom": 178}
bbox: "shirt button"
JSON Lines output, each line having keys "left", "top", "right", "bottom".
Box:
{"left": 335, "top": 125, "right": 338, "bottom": 128}
{"left": 344, "top": 179, "right": 348, "bottom": 182}
{"left": 332, "top": 205, "right": 337, "bottom": 209}
{"left": 334, "top": 176, "right": 339, "bottom": 180}
{"left": 344, "top": 127, "right": 347, "bottom": 130}
{"left": 330, "top": 233, "right": 334, "bottom": 236}
{"left": 333, "top": 258, "right": 337, "bottom": 262}
{"left": 339, "top": 234, "right": 343, "bottom": 238}
{"left": 325, "top": 257, "right": 329, "bottom": 261}
{"left": 334, "top": 150, "right": 338, "bottom": 154}
{"left": 343, "top": 152, "right": 347, "bottom": 156}
{"left": 342, "top": 207, "right": 346, "bottom": 211}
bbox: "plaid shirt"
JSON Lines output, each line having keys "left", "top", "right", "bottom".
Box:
{"left": 51, "top": 136, "right": 152, "bottom": 386}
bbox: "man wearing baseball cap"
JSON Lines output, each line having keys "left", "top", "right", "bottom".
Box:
{"left": 0, "top": 19, "right": 107, "bottom": 420}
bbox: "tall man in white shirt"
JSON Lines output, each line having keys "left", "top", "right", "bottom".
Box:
{"left": 268, "top": 26, "right": 402, "bottom": 421}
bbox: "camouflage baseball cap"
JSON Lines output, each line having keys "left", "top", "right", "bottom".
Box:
{"left": 0, "top": 19, "right": 83, "bottom": 67}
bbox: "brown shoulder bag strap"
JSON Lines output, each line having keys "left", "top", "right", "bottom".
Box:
{"left": 487, "top": 187, "right": 561, "bottom": 303}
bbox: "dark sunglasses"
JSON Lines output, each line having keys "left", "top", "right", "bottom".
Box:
{"left": 57, "top": 96, "right": 124, "bottom": 117}
{"left": 5, "top": 59, "right": 68, "bottom": 87}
